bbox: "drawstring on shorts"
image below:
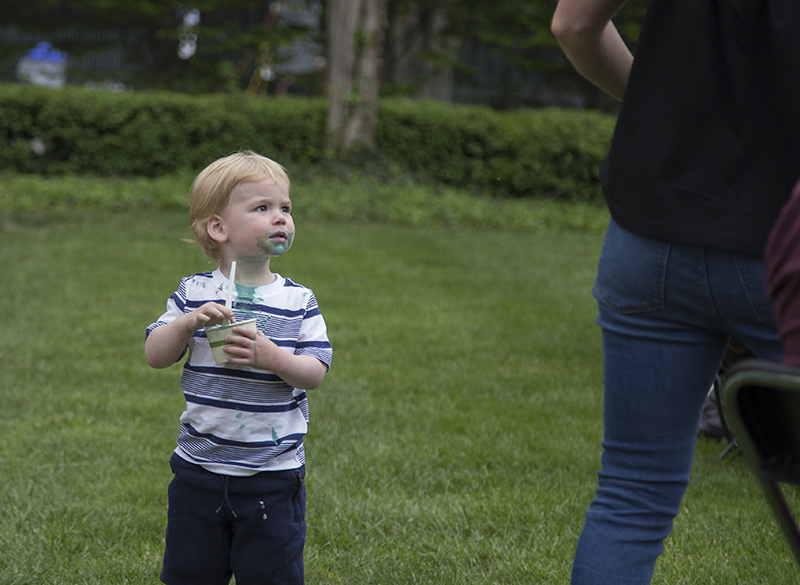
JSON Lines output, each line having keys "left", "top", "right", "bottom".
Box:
{"left": 215, "top": 475, "right": 238, "bottom": 519}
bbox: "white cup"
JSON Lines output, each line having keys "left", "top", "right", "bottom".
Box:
{"left": 205, "top": 318, "right": 257, "bottom": 364}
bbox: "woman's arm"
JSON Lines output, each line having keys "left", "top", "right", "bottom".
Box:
{"left": 551, "top": 0, "right": 633, "bottom": 102}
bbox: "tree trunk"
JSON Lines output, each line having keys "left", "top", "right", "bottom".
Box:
{"left": 326, "top": 0, "right": 384, "bottom": 152}
{"left": 382, "top": 2, "right": 457, "bottom": 101}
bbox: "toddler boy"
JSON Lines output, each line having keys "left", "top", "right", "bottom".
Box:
{"left": 145, "top": 151, "right": 332, "bottom": 585}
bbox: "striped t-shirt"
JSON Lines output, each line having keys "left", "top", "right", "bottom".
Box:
{"left": 146, "top": 269, "right": 332, "bottom": 476}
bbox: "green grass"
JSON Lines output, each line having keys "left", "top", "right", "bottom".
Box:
{"left": 0, "top": 176, "right": 798, "bottom": 583}
{"left": 0, "top": 170, "right": 610, "bottom": 235}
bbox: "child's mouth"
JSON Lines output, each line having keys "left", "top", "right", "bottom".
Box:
{"left": 258, "top": 231, "right": 293, "bottom": 257}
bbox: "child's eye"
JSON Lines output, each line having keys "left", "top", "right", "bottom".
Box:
{"left": 255, "top": 205, "right": 268, "bottom": 212}
{"left": 282, "top": 206, "right": 292, "bottom": 213}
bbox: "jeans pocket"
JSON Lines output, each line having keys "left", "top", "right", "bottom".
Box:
{"left": 733, "top": 253, "right": 777, "bottom": 326}
{"left": 594, "top": 219, "right": 670, "bottom": 314}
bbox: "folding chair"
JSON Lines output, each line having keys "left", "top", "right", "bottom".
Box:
{"left": 723, "top": 359, "right": 800, "bottom": 568}
{"left": 700, "top": 339, "right": 753, "bottom": 458}
{"left": 704, "top": 373, "right": 738, "bottom": 458}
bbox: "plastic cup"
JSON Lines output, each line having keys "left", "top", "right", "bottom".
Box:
{"left": 205, "top": 318, "right": 257, "bottom": 364}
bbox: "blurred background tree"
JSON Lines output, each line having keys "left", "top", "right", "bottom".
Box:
{"left": 0, "top": 0, "right": 321, "bottom": 93}
{"left": 0, "top": 0, "right": 646, "bottom": 154}
{"left": 379, "top": 0, "right": 647, "bottom": 109}
{"left": 326, "top": 0, "right": 384, "bottom": 151}
{"left": 0, "top": 0, "right": 645, "bottom": 103}
{"left": 325, "top": 0, "right": 646, "bottom": 149}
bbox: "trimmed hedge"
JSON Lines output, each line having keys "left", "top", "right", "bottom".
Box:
{"left": 377, "top": 101, "right": 614, "bottom": 201}
{"left": 0, "top": 85, "right": 326, "bottom": 177}
{"left": 0, "top": 84, "right": 614, "bottom": 201}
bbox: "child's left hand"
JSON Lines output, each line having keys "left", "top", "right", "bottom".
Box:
{"left": 223, "top": 324, "right": 327, "bottom": 390}
{"left": 223, "top": 324, "right": 275, "bottom": 369}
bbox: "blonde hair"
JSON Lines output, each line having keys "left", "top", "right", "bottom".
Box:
{"left": 188, "top": 150, "right": 290, "bottom": 263}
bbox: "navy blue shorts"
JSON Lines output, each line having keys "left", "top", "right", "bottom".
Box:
{"left": 160, "top": 454, "right": 306, "bottom": 585}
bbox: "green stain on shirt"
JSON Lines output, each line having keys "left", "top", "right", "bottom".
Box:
{"left": 234, "top": 283, "right": 258, "bottom": 320}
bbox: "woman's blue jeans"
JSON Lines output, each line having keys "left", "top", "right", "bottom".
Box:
{"left": 571, "top": 219, "right": 782, "bottom": 584}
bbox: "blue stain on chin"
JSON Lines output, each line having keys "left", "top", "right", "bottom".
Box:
{"left": 256, "top": 231, "right": 293, "bottom": 257}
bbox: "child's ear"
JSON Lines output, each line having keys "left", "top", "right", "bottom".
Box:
{"left": 207, "top": 215, "right": 228, "bottom": 243}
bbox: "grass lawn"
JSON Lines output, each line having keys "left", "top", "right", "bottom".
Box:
{"left": 1, "top": 200, "right": 798, "bottom": 583}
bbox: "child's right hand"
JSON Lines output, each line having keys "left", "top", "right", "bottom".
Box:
{"left": 187, "top": 302, "right": 235, "bottom": 333}
{"left": 146, "top": 302, "right": 235, "bottom": 370}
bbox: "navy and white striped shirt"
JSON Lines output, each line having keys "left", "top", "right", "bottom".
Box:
{"left": 147, "top": 269, "right": 332, "bottom": 476}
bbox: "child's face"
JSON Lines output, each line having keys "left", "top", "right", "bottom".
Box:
{"left": 216, "top": 177, "right": 294, "bottom": 263}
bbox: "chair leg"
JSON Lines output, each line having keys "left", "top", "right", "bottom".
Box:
{"left": 718, "top": 439, "right": 738, "bottom": 459}
{"left": 713, "top": 375, "right": 738, "bottom": 458}
{"left": 762, "top": 479, "right": 800, "bottom": 567}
